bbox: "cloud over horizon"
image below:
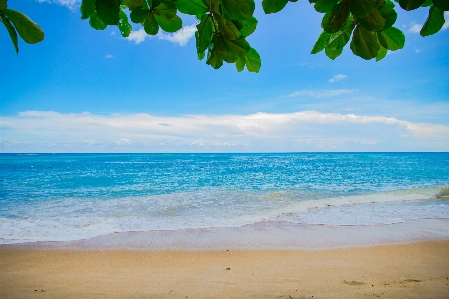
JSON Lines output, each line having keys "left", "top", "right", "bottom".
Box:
{"left": 288, "top": 89, "right": 357, "bottom": 98}
{"left": 1, "top": 110, "right": 448, "bottom": 152}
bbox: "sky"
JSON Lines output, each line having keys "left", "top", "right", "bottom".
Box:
{"left": 0, "top": 0, "right": 448, "bottom": 152}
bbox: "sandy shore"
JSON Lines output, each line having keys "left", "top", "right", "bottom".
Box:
{"left": 1, "top": 240, "right": 448, "bottom": 299}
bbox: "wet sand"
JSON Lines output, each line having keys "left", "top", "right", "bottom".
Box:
{"left": 1, "top": 240, "right": 449, "bottom": 299}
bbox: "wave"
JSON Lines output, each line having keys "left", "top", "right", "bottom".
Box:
{"left": 0, "top": 186, "right": 447, "bottom": 244}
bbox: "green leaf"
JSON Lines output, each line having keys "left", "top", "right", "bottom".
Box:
{"left": 377, "top": 26, "right": 404, "bottom": 50}
{"left": 327, "top": 21, "right": 355, "bottom": 49}
{"left": 232, "top": 17, "right": 258, "bottom": 37}
{"left": 216, "top": 14, "right": 241, "bottom": 40}
{"left": 311, "top": 30, "right": 331, "bottom": 53}
{"left": 207, "top": 51, "right": 224, "bottom": 69}
{"left": 130, "top": 8, "right": 148, "bottom": 23}
{"left": 398, "top": 0, "right": 425, "bottom": 10}
{"left": 143, "top": 12, "right": 159, "bottom": 34}
{"left": 198, "top": 50, "right": 206, "bottom": 60}
{"left": 195, "top": 31, "right": 206, "bottom": 60}
{"left": 212, "top": 35, "right": 240, "bottom": 64}
{"left": 383, "top": 0, "right": 395, "bottom": 7}
{"left": 433, "top": 0, "right": 449, "bottom": 10}
{"left": 89, "top": 11, "right": 108, "bottom": 29}
{"left": 325, "top": 46, "right": 343, "bottom": 59}
{"left": 123, "top": 0, "right": 146, "bottom": 10}
{"left": 350, "top": 26, "right": 379, "bottom": 59}
{"left": 0, "top": 15, "right": 18, "bottom": 54}
{"left": 378, "top": 5, "right": 397, "bottom": 30}
{"left": 175, "top": 0, "right": 208, "bottom": 15}
{"left": 349, "top": 0, "right": 376, "bottom": 17}
{"left": 96, "top": 0, "right": 121, "bottom": 25}
{"left": 244, "top": 48, "right": 261, "bottom": 72}
{"left": 262, "top": 0, "right": 289, "bottom": 14}
{"left": 154, "top": 14, "right": 182, "bottom": 32}
{"left": 150, "top": 0, "right": 164, "bottom": 8}
{"left": 153, "top": 1, "right": 177, "bottom": 19}
{"left": 117, "top": 10, "right": 132, "bottom": 37}
{"left": 211, "top": 0, "right": 221, "bottom": 13}
{"left": 420, "top": 6, "right": 445, "bottom": 36}
{"left": 357, "top": 8, "right": 386, "bottom": 31}
{"left": 1, "top": 8, "right": 44, "bottom": 44}
{"left": 375, "top": 0, "right": 386, "bottom": 9}
{"left": 81, "top": 0, "right": 96, "bottom": 19}
{"left": 207, "top": 39, "right": 225, "bottom": 69}
{"left": 0, "top": 0, "right": 6, "bottom": 9}
{"left": 221, "top": 0, "right": 255, "bottom": 20}
{"left": 322, "top": 0, "right": 350, "bottom": 33}
{"left": 421, "top": 0, "right": 432, "bottom": 6}
{"left": 221, "top": 36, "right": 250, "bottom": 57}
{"left": 376, "top": 44, "right": 387, "bottom": 61}
{"left": 235, "top": 56, "right": 245, "bottom": 71}
{"left": 314, "top": 0, "right": 339, "bottom": 13}
{"left": 223, "top": 51, "right": 239, "bottom": 63}
{"left": 196, "top": 15, "right": 213, "bottom": 53}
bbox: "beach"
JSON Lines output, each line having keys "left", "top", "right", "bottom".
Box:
{"left": 2, "top": 219, "right": 449, "bottom": 298}
{"left": 1, "top": 240, "right": 448, "bottom": 299}
{"left": 1, "top": 153, "right": 448, "bottom": 298}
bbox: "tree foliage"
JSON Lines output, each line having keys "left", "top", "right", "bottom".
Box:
{"left": 0, "top": 0, "right": 44, "bottom": 54}
{"left": 1, "top": 0, "right": 448, "bottom": 71}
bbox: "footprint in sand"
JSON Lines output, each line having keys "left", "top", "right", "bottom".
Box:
{"left": 400, "top": 279, "right": 422, "bottom": 283}
{"left": 343, "top": 280, "right": 366, "bottom": 285}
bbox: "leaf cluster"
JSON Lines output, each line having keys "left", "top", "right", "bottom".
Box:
{"left": 310, "top": 0, "right": 449, "bottom": 61}
{"left": 0, "top": 0, "right": 44, "bottom": 54}
{"left": 81, "top": 0, "right": 133, "bottom": 36}
{"left": 192, "top": 0, "right": 260, "bottom": 72}
{"left": 78, "top": 0, "right": 261, "bottom": 72}
{"left": 1, "top": 0, "right": 448, "bottom": 70}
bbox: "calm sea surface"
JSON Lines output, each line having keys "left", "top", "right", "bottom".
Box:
{"left": 1, "top": 153, "right": 448, "bottom": 244}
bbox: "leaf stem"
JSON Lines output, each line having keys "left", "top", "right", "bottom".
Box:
{"left": 208, "top": 0, "right": 218, "bottom": 35}
{"left": 211, "top": 14, "right": 219, "bottom": 35}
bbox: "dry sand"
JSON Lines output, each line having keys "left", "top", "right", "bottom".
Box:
{"left": 1, "top": 240, "right": 448, "bottom": 299}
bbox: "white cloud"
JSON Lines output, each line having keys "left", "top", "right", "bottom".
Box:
{"left": 127, "top": 25, "right": 197, "bottom": 46}
{"left": 409, "top": 22, "right": 422, "bottom": 33}
{"left": 105, "top": 54, "right": 114, "bottom": 59}
{"left": 408, "top": 13, "right": 449, "bottom": 33}
{"left": 116, "top": 138, "right": 132, "bottom": 145}
{"left": 444, "top": 12, "right": 449, "bottom": 30}
{"left": 157, "top": 24, "right": 197, "bottom": 46}
{"left": 127, "top": 28, "right": 149, "bottom": 45}
{"left": 414, "top": 48, "right": 425, "bottom": 54}
{"left": 288, "top": 89, "right": 357, "bottom": 98}
{"left": 329, "top": 74, "right": 347, "bottom": 83}
{"left": 110, "top": 31, "right": 116, "bottom": 36}
{"left": 36, "top": 0, "right": 79, "bottom": 8}
{"left": 1, "top": 110, "right": 448, "bottom": 152}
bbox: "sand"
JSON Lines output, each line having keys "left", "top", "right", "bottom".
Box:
{"left": 1, "top": 240, "right": 448, "bottom": 299}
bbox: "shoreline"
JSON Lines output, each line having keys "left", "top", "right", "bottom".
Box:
{"left": 3, "top": 218, "right": 449, "bottom": 250}
{"left": 1, "top": 240, "right": 448, "bottom": 298}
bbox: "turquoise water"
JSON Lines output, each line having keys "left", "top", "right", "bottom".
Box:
{"left": 0, "top": 153, "right": 448, "bottom": 244}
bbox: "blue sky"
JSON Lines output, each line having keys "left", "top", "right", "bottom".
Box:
{"left": 0, "top": 0, "right": 448, "bottom": 152}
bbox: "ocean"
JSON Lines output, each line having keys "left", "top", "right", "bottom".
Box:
{"left": 0, "top": 153, "right": 448, "bottom": 245}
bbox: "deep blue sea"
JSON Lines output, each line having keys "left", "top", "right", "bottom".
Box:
{"left": 1, "top": 153, "right": 448, "bottom": 244}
